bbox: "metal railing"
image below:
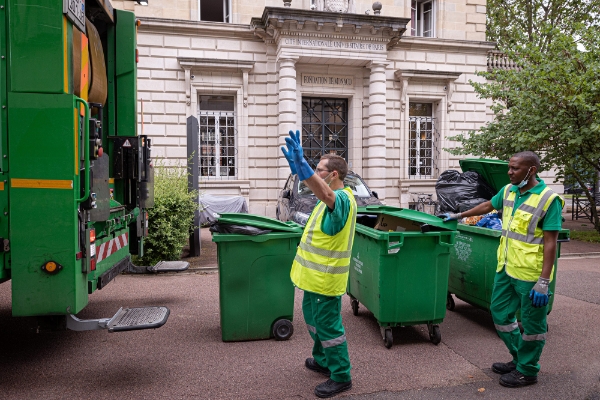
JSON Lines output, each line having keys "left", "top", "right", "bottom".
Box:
{"left": 572, "top": 191, "right": 600, "bottom": 223}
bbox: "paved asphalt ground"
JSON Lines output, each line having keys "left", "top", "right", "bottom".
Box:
{"left": 1, "top": 222, "right": 599, "bottom": 399}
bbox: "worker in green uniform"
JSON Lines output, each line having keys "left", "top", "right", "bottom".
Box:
{"left": 281, "top": 130, "right": 357, "bottom": 398}
{"left": 440, "top": 151, "right": 564, "bottom": 388}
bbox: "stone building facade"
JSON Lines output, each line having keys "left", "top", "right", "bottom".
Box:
{"left": 112, "top": 0, "right": 559, "bottom": 216}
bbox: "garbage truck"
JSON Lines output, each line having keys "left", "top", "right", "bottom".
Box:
{"left": 0, "top": 0, "right": 184, "bottom": 332}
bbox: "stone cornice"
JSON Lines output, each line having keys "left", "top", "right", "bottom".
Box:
{"left": 395, "top": 70, "right": 463, "bottom": 81}
{"left": 178, "top": 58, "right": 255, "bottom": 107}
{"left": 137, "top": 17, "right": 257, "bottom": 40}
{"left": 251, "top": 7, "right": 410, "bottom": 50}
{"left": 394, "top": 70, "right": 463, "bottom": 113}
{"left": 397, "top": 36, "right": 497, "bottom": 53}
{"left": 178, "top": 58, "right": 255, "bottom": 72}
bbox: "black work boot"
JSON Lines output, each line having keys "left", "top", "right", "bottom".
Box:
{"left": 305, "top": 358, "right": 331, "bottom": 377}
{"left": 314, "top": 379, "right": 352, "bottom": 398}
{"left": 492, "top": 360, "right": 517, "bottom": 374}
{"left": 499, "top": 370, "right": 538, "bottom": 388}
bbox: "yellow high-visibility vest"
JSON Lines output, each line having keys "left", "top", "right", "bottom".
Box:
{"left": 290, "top": 187, "right": 357, "bottom": 296}
{"left": 497, "top": 185, "right": 564, "bottom": 281}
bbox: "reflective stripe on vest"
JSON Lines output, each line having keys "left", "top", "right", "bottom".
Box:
{"left": 290, "top": 187, "right": 358, "bottom": 296}
{"left": 497, "top": 185, "right": 565, "bottom": 281}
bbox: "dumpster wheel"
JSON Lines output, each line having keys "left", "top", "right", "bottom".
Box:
{"left": 272, "top": 319, "right": 294, "bottom": 341}
{"left": 428, "top": 324, "right": 441, "bottom": 345}
{"left": 383, "top": 328, "right": 393, "bottom": 349}
{"left": 351, "top": 299, "right": 359, "bottom": 316}
{"left": 446, "top": 294, "right": 455, "bottom": 311}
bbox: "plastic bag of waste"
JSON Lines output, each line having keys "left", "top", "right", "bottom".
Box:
{"left": 435, "top": 170, "right": 496, "bottom": 213}
{"left": 476, "top": 213, "right": 502, "bottom": 230}
{"left": 209, "top": 222, "right": 272, "bottom": 236}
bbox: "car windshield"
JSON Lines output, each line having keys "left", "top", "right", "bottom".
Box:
{"left": 298, "top": 174, "right": 372, "bottom": 197}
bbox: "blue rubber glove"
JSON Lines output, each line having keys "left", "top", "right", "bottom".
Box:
{"left": 280, "top": 142, "right": 297, "bottom": 175}
{"left": 284, "top": 130, "right": 314, "bottom": 181}
{"left": 529, "top": 277, "right": 550, "bottom": 307}
{"left": 437, "top": 212, "right": 461, "bottom": 222}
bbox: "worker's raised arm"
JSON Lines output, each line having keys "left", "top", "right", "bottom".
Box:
{"left": 280, "top": 130, "right": 339, "bottom": 210}
{"left": 438, "top": 200, "right": 494, "bottom": 222}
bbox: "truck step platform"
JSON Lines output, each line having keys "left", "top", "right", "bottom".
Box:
{"left": 147, "top": 261, "right": 189, "bottom": 273}
{"left": 66, "top": 306, "right": 170, "bottom": 332}
{"left": 107, "top": 306, "right": 170, "bottom": 332}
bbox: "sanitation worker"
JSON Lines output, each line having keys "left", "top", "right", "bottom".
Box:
{"left": 439, "top": 151, "right": 564, "bottom": 388}
{"left": 281, "top": 130, "right": 357, "bottom": 398}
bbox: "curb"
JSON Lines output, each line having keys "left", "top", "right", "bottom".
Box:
{"left": 188, "top": 265, "right": 219, "bottom": 273}
{"left": 560, "top": 252, "right": 600, "bottom": 259}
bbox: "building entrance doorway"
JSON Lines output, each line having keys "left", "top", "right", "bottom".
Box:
{"left": 301, "top": 97, "right": 348, "bottom": 168}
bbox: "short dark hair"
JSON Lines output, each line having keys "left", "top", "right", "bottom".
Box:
{"left": 512, "top": 151, "right": 541, "bottom": 170}
{"left": 321, "top": 154, "right": 348, "bottom": 181}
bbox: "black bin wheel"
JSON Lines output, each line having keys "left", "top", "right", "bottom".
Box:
{"left": 351, "top": 299, "right": 359, "bottom": 316}
{"left": 272, "top": 319, "right": 294, "bottom": 341}
{"left": 384, "top": 328, "right": 393, "bottom": 349}
{"left": 429, "top": 325, "right": 441, "bottom": 345}
{"left": 446, "top": 294, "right": 455, "bottom": 311}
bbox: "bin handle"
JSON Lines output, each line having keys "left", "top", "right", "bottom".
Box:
{"left": 437, "top": 233, "right": 456, "bottom": 248}
{"left": 387, "top": 235, "right": 405, "bottom": 250}
{"left": 75, "top": 97, "right": 90, "bottom": 204}
{"left": 247, "top": 235, "right": 272, "bottom": 243}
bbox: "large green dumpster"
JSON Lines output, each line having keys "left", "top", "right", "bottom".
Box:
{"left": 349, "top": 206, "right": 457, "bottom": 348}
{"left": 211, "top": 213, "right": 303, "bottom": 342}
{"left": 447, "top": 159, "right": 570, "bottom": 314}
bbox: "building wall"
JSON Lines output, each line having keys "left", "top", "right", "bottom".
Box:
{"left": 132, "top": 10, "right": 502, "bottom": 216}
{"left": 120, "top": 0, "right": 486, "bottom": 41}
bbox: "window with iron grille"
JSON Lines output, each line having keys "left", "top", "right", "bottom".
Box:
{"left": 411, "top": 0, "right": 434, "bottom": 37}
{"left": 408, "top": 102, "right": 437, "bottom": 178}
{"left": 301, "top": 98, "right": 348, "bottom": 169}
{"left": 198, "top": 95, "right": 237, "bottom": 179}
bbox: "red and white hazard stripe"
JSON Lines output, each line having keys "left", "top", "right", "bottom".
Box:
{"left": 97, "top": 233, "right": 129, "bottom": 263}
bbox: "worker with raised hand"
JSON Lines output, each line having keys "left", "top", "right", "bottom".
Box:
{"left": 439, "top": 151, "right": 564, "bottom": 388}
{"left": 281, "top": 130, "right": 357, "bottom": 398}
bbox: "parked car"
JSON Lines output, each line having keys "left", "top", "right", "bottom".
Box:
{"left": 276, "top": 171, "right": 382, "bottom": 226}
{"left": 564, "top": 182, "right": 593, "bottom": 194}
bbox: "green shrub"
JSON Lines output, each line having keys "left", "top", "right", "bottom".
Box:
{"left": 137, "top": 161, "right": 198, "bottom": 266}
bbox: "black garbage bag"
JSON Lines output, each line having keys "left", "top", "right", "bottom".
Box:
{"left": 457, "top": 198, "right": 490, "bottom": 213}
{"left": 435, "top": 170, "right": 496, "bottom": 213}
{"left": 209, "top": 222, "right": 272, "bottom": 236}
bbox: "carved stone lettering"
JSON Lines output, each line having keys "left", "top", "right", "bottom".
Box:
{"left": 283, "top": 38, "right": 385, "bottom": 51}
{"left": 301, "top": 74, "right": 354, "bottom": 87}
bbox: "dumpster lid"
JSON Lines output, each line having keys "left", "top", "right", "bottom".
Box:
{"left": 358, "top": 205, "right": 457, "bottom": 231}
{"left": 216, "top": 213, "right": 304, "bottom": 233}
{"left": 459, "top": 158, "right": 510, "bottom": 193}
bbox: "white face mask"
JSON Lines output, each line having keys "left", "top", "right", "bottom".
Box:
{"left": 517, "top": 167, "right": 533, "bottom": 189}
{"left": 324, "top": 172, "right": 334, "bottom": 187}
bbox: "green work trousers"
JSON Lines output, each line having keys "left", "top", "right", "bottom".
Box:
{"left": 302, "top": 291, "right": 352, "bottom": 383}
{"left": 490, "top": 269, "right": 549, "bottom": 376}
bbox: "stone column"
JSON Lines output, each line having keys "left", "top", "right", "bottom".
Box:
{"left": 278, "top": 58, "right": 298, "bottom": 179}
{"left": 366, "top": 61, "right": 388, "bottom": 200}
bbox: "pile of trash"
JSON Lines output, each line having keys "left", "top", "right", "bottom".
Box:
{"left": 461, "top": 211, "right": 502, "bottom": 230}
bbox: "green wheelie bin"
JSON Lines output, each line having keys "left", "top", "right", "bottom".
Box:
{"left": 348, "top": 206, "right": 457, "bottom": 349}
{"left": 447, "top": 159, "right": 570, "bottom": 315}
{"left": 211, "top": 213, "right": 303, "bottom": 342}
